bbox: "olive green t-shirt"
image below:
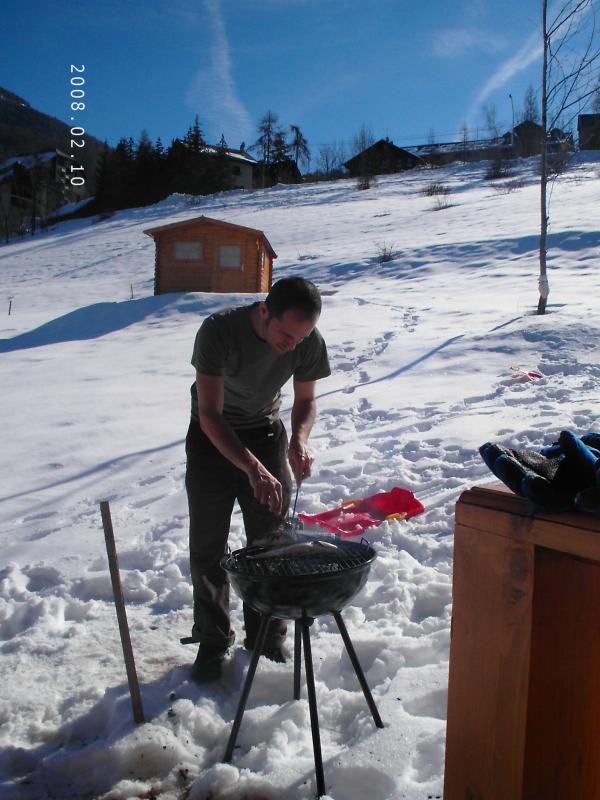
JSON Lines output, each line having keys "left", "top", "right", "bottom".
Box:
{"left": 190, "top": 303, "right": 330, "bottom": 429}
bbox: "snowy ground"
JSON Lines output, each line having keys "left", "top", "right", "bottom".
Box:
{"left": 1, "top": 154, "right": 599, "bottom": 799}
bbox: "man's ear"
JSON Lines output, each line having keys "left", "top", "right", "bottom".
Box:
{"left": 257, "top": 301, "right": 269, "bottom": 321}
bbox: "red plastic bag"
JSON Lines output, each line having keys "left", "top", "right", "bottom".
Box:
{"left": 298, "top": 486, "right": 425, "bottom": 539}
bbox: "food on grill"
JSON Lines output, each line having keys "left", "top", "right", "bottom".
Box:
{"left": 248, "top": 539, "right": 338, "bottom": 559}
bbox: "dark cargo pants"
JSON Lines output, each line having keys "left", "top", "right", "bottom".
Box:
{"left": 185, "top": 418, "right": 291, "bottom": 651}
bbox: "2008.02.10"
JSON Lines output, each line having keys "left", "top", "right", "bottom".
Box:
{"left": 69, "top": 65, "right": 86, "bottom": 186}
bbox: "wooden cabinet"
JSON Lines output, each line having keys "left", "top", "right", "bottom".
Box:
{"left": 444, "top": 484, "right": 600, "bottom": 800}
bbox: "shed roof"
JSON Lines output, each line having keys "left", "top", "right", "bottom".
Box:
{"left": 143, "top": 215, "right": 277, "bottom": 258}
{"left": 344, "top": 139, "right": 423, "bottom": 169}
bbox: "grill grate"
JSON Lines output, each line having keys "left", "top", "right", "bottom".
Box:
{"left": 224, "top": 547, "right": 372, "bottom": 578}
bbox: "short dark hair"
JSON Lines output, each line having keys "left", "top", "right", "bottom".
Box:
{"left": 265, "top": 277, "right": 322, "bottom": 320}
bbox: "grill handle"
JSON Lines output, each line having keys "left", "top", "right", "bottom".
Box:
{"left": 291, "top": 483, "right": 300, "bottom": 520}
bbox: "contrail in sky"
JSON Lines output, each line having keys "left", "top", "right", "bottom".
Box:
{"left": 468, "top": 0, "right": 595, "bottom": 127}
{"left": 467, "top": 29, "right": 543, "bottom": 125}
{"left": 185, "top": 0, "right": 253, "bottom": 146}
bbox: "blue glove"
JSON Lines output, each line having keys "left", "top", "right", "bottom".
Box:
{"left": 480, "top": 430, "right": 600, "bottom": 514}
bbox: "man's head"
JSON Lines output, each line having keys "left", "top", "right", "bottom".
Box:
{"left": 255, "top": 277, "right": 322, "bottom": 354}
{"left": 265, "top": 277, "right": 322, "bottom": 321}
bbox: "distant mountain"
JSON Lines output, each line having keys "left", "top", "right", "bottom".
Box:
{"left": 0, "top": 86, "right": 107, "bottom": 192}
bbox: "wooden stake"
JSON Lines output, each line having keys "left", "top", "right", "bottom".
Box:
{"left": 100, "top": 500, "right": 145, "bottom": 724}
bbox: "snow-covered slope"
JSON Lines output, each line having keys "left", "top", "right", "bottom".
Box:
{"left": 1, "top": 155, "right": 599, "bottom": 800}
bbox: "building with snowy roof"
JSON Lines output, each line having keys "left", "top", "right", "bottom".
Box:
{"left": 200, "top": 146, "right": 257, "bottom": 190}
{"left": 0, "top": 149, "right": 85, "bottom": 238}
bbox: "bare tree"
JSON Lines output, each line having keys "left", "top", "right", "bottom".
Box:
{"left": 460, "top": 123, "right": 469, "bottom": 154}
{"left": 351, "top": 125, "right": 375, "bottom": 186}
{"left": 521, "top": 85, "right": 541, "bottom": 122}
{"left": 351, "top": 124, "right": 375, "bottom": 157}
{"left": 538, "top": 0, "right": 600, "bottom": 314}
{"left": 317, "top": 141, "right": 347, "bottom": 179}
{"left": 483, "top": 104, "right": 500, "bottom": 139}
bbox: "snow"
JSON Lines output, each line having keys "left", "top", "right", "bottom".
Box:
{"left": 48, "top": 197, "right": 95, "bottom": 219}
{"left": 1, "top": 153, "right": 600, "bottom": 799}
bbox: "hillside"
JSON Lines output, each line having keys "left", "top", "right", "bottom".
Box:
{"left": 0, "top": 85, "right": 105, "bottom": 189}
{"left": 1, "top": 156, "right": 599, "bottom": 799}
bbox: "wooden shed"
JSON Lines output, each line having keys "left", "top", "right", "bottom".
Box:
{"left": 143, "top": 216, "right": 277, "bottom": 295}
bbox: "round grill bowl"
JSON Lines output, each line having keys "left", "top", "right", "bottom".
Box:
{"left": 221, "top": 539, "right": 376, "bottom": 620}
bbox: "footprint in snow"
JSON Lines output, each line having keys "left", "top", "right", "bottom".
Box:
{"left": 403, "top": 688, "right": 447, "bottom": 721}
{"left": 326, "top": 765, "right": 397, "bottom": 800}
{"left": 407, "top": 731, "right": 445, "bottom": 784}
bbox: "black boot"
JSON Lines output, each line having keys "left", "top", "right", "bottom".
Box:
{"left": 191, "top": 644, "right": 228, "bottom": 683}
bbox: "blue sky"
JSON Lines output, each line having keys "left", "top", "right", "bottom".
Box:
{"left": 3, "top": 1, "right": 550, "bottom": 163}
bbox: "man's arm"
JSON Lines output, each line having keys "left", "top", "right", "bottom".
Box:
{"left": 289, "top": 379, "right": 317, "bottom": 485}
{"left": 195, "top": 372, "right": 283, "bottom": 514}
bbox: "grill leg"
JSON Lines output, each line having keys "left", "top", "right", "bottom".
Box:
{"left": 302, "top": 619, "right": 326, "bottom": 798}
{"left": 223, "top": 613, "right": 271, "bottom": 763}
{"left": 294, "top": 619, "right": 302, "bottom": 701}
{"left": 333, "top": 611, "right": 384, "bottom": 729}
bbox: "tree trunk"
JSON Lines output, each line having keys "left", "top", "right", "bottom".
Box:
{"left": 538, "top": 0, "right": 549, "bottom": 315}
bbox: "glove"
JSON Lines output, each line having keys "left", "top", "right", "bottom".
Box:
{"left": 479, "top": 430, "right": 600, "bottom": 513}
{"left": 542, "top": 431, "right": 600, "bottom": 513}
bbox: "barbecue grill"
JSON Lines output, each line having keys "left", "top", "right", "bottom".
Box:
{"left": 221, "top": 538, "right": 383, "bottom": 798}
{"left": 223, "top": 538, "right": 376, "bottom": 618}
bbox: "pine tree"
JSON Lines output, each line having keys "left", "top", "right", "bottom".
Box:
{"left": 252, "top": 111, "right": 279, "bottom": 164}
{"left": 184, "top": 115, "right": 205, "bottom": 153}
{"left": 271, "top": 130, "right": 290, "bottom": 164}
{"left": 290, "top": 125, "right": 310, "bottom": 169}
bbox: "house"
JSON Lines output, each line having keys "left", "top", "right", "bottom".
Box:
{"left": 201, "top": 146, "right": 257, "bottom": 190}
{"left": 0, "top": 149, "right": 85, "bottom": 238}
{"left": 344, "top": 139, "right": 423, "bottom": 177}
{"left": 500, "top": 121, "right": 572, "bottom": 157}
{"left": 407, "top": 122, "right": 572, "bottom": 169}
{"left": 143, "top": 215, "right": 277, "bottom": 295}
{"left": 407, "top": 138, "right": 507, "bottom": 166}
{"left": 510, "top": 120, "right": 544, "bottom": 157}
{"left": 578, "top": 114, "right": 600, "bottom": 149}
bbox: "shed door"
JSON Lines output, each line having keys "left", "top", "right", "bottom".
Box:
{"left": 215, "top": 244, "right": 243, "bottom": 293}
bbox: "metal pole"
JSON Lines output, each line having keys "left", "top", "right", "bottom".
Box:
{"left": 100, "top": 501, "right": 145, "bottom": 724}
{"left": 224, "top": 614, "right": 271, "bottom": 762}
{"left": 334, "top": 611, "right": 384, "bottom": 728}
{"left": 294, "top": 619, "right": 302, "bottom": 700}
{"left": 302, "top": 620, "right": 326, "bottom": 798}
{"left": 509, "top": 93, "right": 515, "bottom": 150}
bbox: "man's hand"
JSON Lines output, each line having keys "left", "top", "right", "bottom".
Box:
{"left": 288, "top": 438, "right": 314, "bottom": 486}
{"left": 247, "top": 461, "right": 283, "bottom": 514}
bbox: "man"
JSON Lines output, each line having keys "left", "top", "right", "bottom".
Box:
{"left": 185, "top": 276, "right": 330, "bottom": 682}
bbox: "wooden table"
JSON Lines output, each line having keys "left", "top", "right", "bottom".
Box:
{"left": 444, "top": 483, "right": 600, "bottom": 800}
